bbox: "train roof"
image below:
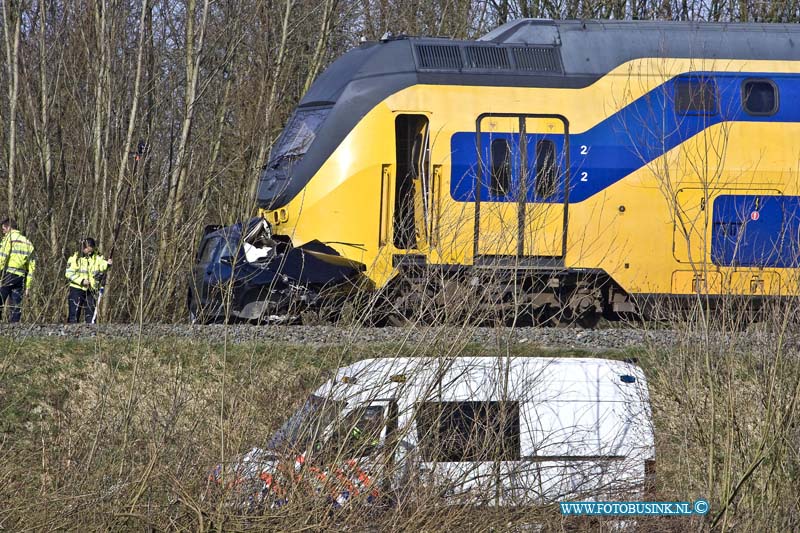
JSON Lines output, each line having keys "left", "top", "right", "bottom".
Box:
{"left": 302, "top": 19, "right": 800, "bottom": 104}
{"left": 483, "top": 19, "right": 800, "bottom": 74}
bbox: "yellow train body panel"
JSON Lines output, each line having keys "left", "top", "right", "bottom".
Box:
{"left": 262, "top": 48, "right": 800, "bottom": 303}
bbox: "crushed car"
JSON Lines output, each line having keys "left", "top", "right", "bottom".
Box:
{"left": 188, "top": 217, "right": 371, "bottom": 323}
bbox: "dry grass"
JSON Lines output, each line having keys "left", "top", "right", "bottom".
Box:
{"left": 0, "top": 318, "right": 799, "bottom": 531}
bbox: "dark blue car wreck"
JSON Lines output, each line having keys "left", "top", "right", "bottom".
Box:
{"left": 188, "top": 218, "right": 371, "bottom": 323}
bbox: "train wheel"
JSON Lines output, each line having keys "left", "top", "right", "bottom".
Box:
{"left": 576, "top": 311, "right": 602, "bottom": 329}
{"left": 369, "top": 306, "right": 409, "bottom": 327}
{"left": 504, "top": 305, "right": 535, "bottom": 327}
{"left": 533, "top": 305, "right": 560, "bottom": 327}
{"left": 367, "top": 278, "right": 416, "bottom": 326}
{"left": 361, "top": 294, "right": 408, "bottom": 327}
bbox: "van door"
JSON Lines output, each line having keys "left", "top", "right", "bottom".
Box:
{"left": 414, "top": 400, "right": 521, "bottom": 505}
{"left": 506, "top": 361, "right": 650, "bottom": 504}
{"left": 508, "top": 400, "right": 628, "bottom": 504}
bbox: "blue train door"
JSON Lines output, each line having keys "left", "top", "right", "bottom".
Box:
{"left": 474, "top": 114, "right": 569, "bottom": 262}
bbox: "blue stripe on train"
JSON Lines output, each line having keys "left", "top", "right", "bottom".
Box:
{"left": 450, "top": 72, "right": 800, "bottom": 204}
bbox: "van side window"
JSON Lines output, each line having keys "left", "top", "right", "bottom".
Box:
{"left": 198, "top": 237, "right": 219, "bottom": 263}
{"left": 416, "top": 401, "right": 520, "bottom": 462}
{"left": 742, "top": 79, "right": 778, "bottom": 115}
{"left": 490, "top": 139, "right": 511, "bottom": 196}
{"left": 675, "top": 76, "right": 717, "bottom": 115}
{"left": 535, "top": 140, "right": 558, "bottom": 199}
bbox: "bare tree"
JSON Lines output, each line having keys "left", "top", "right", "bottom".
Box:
{"left": 167, "top": 0, "right": 211, "bottom": 230}
{"left": 1, "top": 0, "right": 22, "bottom": 217}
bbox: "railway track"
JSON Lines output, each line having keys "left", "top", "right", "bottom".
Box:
{"left": 0, "top": 323, "right": 780, "bottom": 353}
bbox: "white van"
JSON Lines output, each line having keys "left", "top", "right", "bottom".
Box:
{"left": 219, "top": 357, "right": 655, "bottom": 507}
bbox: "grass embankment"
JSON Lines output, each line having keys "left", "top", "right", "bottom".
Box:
{"left": 0, "top": 327, "right": 797, "bottom": 531}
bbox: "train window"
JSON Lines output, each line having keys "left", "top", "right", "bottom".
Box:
{"left": 269, "top": 106, "right": 331, "bottom": 164}
{"left": 490, "top": 139, "right": 511, "bottom": 196}
{"left": 742, "top": 80, "right": 778, "bottom": 115}
{"left": 535, "top": 140, "right": 557, "bottom": 199}
{"left": 675, "top": 77, "right": 717, "bottom": 115}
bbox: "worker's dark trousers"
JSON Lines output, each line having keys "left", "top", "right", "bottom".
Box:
{"left": 68, "top": 287, "right": 97, "bottom": 324}
{"left": 0, "top": 274, "right": 25, "bottom": 323}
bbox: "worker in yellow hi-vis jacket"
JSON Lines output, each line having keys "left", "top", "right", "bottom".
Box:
{"left": 0, "top": 218, "right": 36, "bottom": 323}
{"left": 65, "top": 238, "right": 111, "bottom": 323}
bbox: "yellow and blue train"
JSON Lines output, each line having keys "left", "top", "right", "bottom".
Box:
{"left": 241, "top": 19, "right": 800, "bottom": 325}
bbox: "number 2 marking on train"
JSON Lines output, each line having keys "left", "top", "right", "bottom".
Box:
{"left": 580, "top": 172, "right": 589, "bottom": 182}
{"left": 580, "top": 145, "right": 589, "bottom": 155}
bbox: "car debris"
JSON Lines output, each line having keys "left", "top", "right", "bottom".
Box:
{"left": 188, "top": 217, "right": 371, "bottom": 323}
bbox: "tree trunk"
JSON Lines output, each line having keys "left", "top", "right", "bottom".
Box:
{"left": 251, "top": 0, "right": 294, "bottom": 203}
{"left": 92, "top": 0, "right": 108, "bottom": 235}
{"left": 303, "top": 0, "right": 337, "bottom": 93}
{"left": 2, "top": 0, "right": 22, "bottom": 217}
{"left": 111, "top": 0, "right": 149, "bottom": 244}
{"left": 168, "top": 0, "right": 211, "bottom": 230}
{"left": 39, "top": 0, "right": 57, "bottom": 255}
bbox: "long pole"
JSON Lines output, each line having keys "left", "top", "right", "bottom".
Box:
{"left": 92, "top": 142, "right": 145, "bottom": 324}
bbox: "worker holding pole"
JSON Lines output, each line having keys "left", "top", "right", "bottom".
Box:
{"left": 65, "top": 238, "right": 112, "bottom": 323}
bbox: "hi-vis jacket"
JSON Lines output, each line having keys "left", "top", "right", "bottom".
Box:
{"left": 0, "top": 229, "right": 36, "bottom": 288}
{"left": 65, "top": 252, "right": 109, "bottom": 291}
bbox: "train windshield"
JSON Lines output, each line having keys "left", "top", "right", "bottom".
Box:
{"left": 269, "top": 106, "right": 331, "bottom": 165}
{"left": 265, "top": 394, "right": 345, "bottom": 453}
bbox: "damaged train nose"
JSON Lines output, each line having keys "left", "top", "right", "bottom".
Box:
{"left": 188, "top": 217, "right": 370, "bottom": 324}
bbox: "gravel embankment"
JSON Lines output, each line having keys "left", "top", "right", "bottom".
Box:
{"left": 0, "top": 323, "right": 789, "bottom": 353}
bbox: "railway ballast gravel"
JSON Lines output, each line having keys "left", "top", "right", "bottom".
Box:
{"left": 0, "top": 323, "right": 789, "bottom": 355}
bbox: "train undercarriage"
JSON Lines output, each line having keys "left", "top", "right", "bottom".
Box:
{"left": 362, "top": 263, "right": 617, "bottom": 328}
{"left": 190, "top": 219, "right": 778, "bottom": 328}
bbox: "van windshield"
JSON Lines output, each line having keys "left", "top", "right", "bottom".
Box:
{"left": 317, "top": 405, "right": 386, "bottom": 462}
{"left": 266, "top": 394, "right": 345, "bottom": 453}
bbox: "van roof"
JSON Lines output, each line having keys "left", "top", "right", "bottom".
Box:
{"left": 337, "top": 356, "right": 642, "bottom": 380}
{"left": 318, "top": 356, "right": 648, "bottom": 406}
